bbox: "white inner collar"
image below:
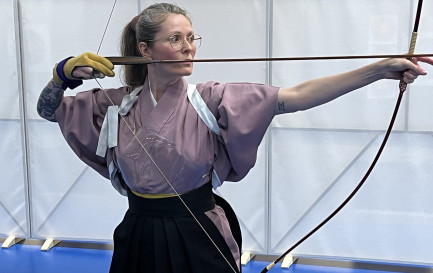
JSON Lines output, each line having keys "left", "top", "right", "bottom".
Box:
{"left": 148, "top": 78, "right": 157, "bottom": 107}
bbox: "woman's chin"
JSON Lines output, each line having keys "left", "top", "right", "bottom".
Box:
{"left": 180, "top": 67, "right": 194, "bottom": 76}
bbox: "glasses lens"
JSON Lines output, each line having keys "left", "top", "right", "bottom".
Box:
{"left": 194, "top": 34, "right": 202, "bottom": 48}
{"left": 169, "top": 34, "right": 183, "bottom": 50}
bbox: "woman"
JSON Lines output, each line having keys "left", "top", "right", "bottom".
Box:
{"left": 37, "top": 3, "right": 433, "bottom": 273}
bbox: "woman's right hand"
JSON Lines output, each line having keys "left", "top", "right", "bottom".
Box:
{"left": 53, "top": 52, "right": 115, "bottom": 89}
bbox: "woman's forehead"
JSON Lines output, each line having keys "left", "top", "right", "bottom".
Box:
{"left": 158, "top": 13, "right": 193, "bottom": 35}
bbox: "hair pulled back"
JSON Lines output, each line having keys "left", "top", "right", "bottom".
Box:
{"left": 120, "top": 3, "right": 191, "bottom": 88}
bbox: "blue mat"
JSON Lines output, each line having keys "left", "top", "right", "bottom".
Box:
{"left": 0, "top": 244, "right": 111, "bottom": 273}
{"left": 0, "top": 244, "right": 428, "bottom": 273}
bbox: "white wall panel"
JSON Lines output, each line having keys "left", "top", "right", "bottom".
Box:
{"left": 0, "top": 121, "right": 28, "bottom": 237}
{"left": 0, "top": 0, "right": 20, "bottom": 119}
{"left": 0, "top": 0, "right": 29, "bottom": 238}
{"left": 270, "top": 129, "right": 378, "bottom": 252}
{"left": 271, "top": 131, "right": 433, "bottom": 264}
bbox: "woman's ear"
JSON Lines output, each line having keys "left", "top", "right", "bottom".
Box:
{"left": 138, "top": 42, "right": 151, "bottom": 58}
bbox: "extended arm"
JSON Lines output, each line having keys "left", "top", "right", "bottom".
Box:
{"left": 275, "top": 57, "right": 433, "bottom": 115}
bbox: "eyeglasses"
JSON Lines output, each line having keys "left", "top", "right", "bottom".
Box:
{"left": 147, "top": 34, "right": 202, "bottom": 51}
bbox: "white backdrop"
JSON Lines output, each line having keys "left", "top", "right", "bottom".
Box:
{"left": 1, "top": 0, "right": 433, "bottom": 267}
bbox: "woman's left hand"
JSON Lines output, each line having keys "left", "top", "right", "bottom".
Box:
{"left": 383, "top": 56, "right": 433, "bottom": 83}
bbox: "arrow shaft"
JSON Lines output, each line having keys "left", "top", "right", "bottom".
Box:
{"left": 106, "top": 53, "right": 433, "bottom": 65}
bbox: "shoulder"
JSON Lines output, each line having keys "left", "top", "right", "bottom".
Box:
{"left": 196, "top": 81, "right": 224, "bottom": 97}
{"left": 194, "top": 81, "right": 223, "bottom": 114}
{"left": 80, "top": 86, "right": 132, "bottom": 109}
{"left": 196, "top": 81, "right": 278, "bottom": 95}
{"left": 92, "top": 85, "right": 131, "bottom": 101}
{"left": 196, "top": 81, "right": 279, "bottom": 105}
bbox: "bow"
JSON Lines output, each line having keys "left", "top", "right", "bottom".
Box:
{"left": 260, "top": 0, "right": 424, "bottom": 272}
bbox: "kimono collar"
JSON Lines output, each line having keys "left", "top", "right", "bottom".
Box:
{"left": 142, "top": 77, "right": 187, "bottom": 133}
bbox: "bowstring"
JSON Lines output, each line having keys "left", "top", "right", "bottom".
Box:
{"left": 93, "top": 1, "right": 238, "bottom": 272}
{"left": 96, "top": 0, "right": 117, "bottom": 55}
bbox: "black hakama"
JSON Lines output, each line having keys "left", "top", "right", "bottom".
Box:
{"left": 110, "top": 183, "right": 241, "bottom": 273}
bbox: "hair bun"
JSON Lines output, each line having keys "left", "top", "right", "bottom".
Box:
{"left": 130, "top": 15, "right": 139, "bottom": 32}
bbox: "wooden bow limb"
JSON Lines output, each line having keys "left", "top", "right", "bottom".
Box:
{"left": 106, "top": 53, "right": 433, "bottom": 65}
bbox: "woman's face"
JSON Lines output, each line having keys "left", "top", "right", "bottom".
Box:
{"left": 141, "top": 13, "right": 197, "bottom": 78}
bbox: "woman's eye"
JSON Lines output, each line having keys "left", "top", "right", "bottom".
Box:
{"left": 170, "top": 35, "right": 182, "bottom": 43}
{"left": 187, "top": 35, "right": 195, "bottom": 43}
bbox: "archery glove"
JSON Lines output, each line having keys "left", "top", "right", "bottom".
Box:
{"left": 53, "top": 52, "right": 115, "bottom": 90}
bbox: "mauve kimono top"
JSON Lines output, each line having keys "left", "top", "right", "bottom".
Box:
{"left": 54, "top": 77, "right": 279, "bottom": 266}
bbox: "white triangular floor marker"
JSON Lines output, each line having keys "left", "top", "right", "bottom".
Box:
{"left": 241, "top": 251, "right": 255, "bottom": 265}
{"left": 1, "top": 236, "right": 24, "bottom": 248}
{"left": 281, "top": 255, "right": 297, "bottom": 268}
{"left": 41, "top": 238, "right": 61, "bottom": 251}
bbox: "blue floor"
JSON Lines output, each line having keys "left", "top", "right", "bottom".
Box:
{"left": 243, "top": 260, "right": 430, "bottom": 273}
{"left": 0, "top": 244, "right": 430, "bottom": 273}
{"left": 0, "top": 244, "right": 112, "bottom": 273}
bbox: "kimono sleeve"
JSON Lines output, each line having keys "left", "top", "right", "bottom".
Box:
{"left": 200, "top": 82, "right": 280, "bottom": 182}
{"left": 54, "top": 87, "right": 127, "bottom": 179}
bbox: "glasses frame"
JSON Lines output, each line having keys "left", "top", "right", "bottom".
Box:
{"left": 147, "top": 33, "right": 202, "bottom": 51}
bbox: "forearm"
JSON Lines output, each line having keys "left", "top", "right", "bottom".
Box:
{"left": 275, "top": 61, "right": 385, "bottom": 114}
{"left": 37, "top": 79, "right": 65, "bottom": 122}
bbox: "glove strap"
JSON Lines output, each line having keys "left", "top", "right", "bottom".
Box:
{"left": 56, "top": 57, "right": 83, "bottom": 90}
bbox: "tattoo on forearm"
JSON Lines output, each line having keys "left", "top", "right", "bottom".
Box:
{"left": 277, "top": 101, "right": 286, "bottom": 112}
{"left": 36, "top": 80, "right": 65, "bottom": 122}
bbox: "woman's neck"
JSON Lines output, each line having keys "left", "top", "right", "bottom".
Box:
{"left": 147, "top": 71, "right": 182, "bottom": 102}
